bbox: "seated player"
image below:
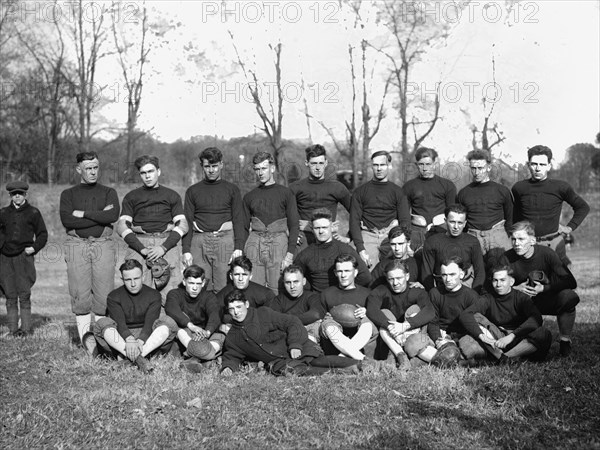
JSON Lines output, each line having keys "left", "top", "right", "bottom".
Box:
{"left": 268, "top": 265, "right": 325, "bottom": 343}
{"left": 504, "top": 221, "right": 579, "bottom": 356}
{"left": 319, "top": 254, "right": 378, "bottom": 361}
{"left": 220, "top": 290, "right": 361, "bottom": 376}
{"left": 370, "top": 224, "right": 420, "bottom": 289}
{"left": 294, "top": 208, "right": 370, "bottom": 292}
{"left": 366, "top": 260, "right": 434, "bottom": 369}
{"left": 165, "top": 265, "right": 224, "bottom": 372}
{"left": 459, "top": 264, "right": 552, "bottom": 364}
{"left": 94, "top": 260, "right": 178, "bottom": 373}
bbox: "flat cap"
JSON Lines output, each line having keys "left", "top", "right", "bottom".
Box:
{"left": 6, "top": 181, "right": 29, "bottom": 194}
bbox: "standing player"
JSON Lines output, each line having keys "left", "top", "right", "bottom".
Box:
{"left": 59, "top": 152, "right": 120, "bottom": 350}
{"left": 402, "top": 147, "right": 457, "bottom": 251}
{"left": 182, "top": 147, "right": 245, "bottom": 293}
{"left": 349, "top": 151, "right": 410, "bottom": 269}
{"left": 289, "top": 144, "right": 351, "bottom": 251}
{"left": 243, "top": 152, "right": 299, "bottom": 292}
{"left": 458, "top": 150, "right": 513, "bottom": 253}
{"left": 512, "top": 145, "right": 589, "bottom": 265}
{"left": 117, "top": 155, "right": 188, "bottom": 294}
{"left": 0, "top": 181, "right": 47, "bottom": 337}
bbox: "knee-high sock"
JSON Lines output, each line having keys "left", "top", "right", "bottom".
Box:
{"left": 76, "top": 314, "right": 93, "bottom": 342}
{"left": 323, "top": 323, "right": 365, "bottom": 360}
{"left": 417, "top": 345, "right": 437, "bottom": 363}
{"left": 94, "top": 314, "right": 106, "bottom": 323}
{"left": 142, "top": 325, "right": 169, "bottom": 357}
{"left": 103, "top": 328, "right": 126, "bottom": 356}
{"left": 177, "top": 329, "right": 191, "bottom": 347}
{"left": 505, "top": 339, "right": 537, "bottom": 358}
{"left": 350, "top": 322, "right": 373, "bottom": 352}
{"left": 380, "top": 329, "right": 405, "bottom": 356}
{"left": 558, "top": 310, "right": 576, "bottom": 340}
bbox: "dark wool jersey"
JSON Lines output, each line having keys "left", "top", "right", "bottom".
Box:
{"left": 217, "top": 281, "right": 275, "bottom": 323}
{"left": 349, "top": 180, "right": 410, "bottom": 252}
{"left": 268, "top": 290, "right": 325, "bottom": 325}
{"left": 0, "top": 201, "right": 48, "bottom": 256}
{"left": 369, "top": 256, "right": 419, "bottom": 289}
{"left": 106, "top": 285, "right": 161, "bottom": 342}
{"left": 243, "top": 183, "right": 299, "bottom": 254}
{"left": 320, "top": 285, "right": 371, "bottom": 312}
{"left": 512, "top": 178, "right": 589, "bottom": 236}
{"left": 462, "top": 290, "right": 542, "bottom": 339}
{"left": 402, "top": 175, "right": 457, "bottom": 223}
{"left": 366, "top": 285, "right": 434, "bottom": 330}
{"left": 457, "top": 180, "right": 513, "bottom": 231}
{"left": 289, "top": 177, "right": 351, "bottom": 221}
{"left": 59, "top": 183, "right": 120, "bottom": 238}
{"left": 121, "top": 185, "right": 184, "bottom": 233}
{"left": 182, "top": 179, "right": 246, "bottom": 252}
{"left": 427, "top": 285, "right": 480, "bottom": 341}
{"left": 421, "top": 233, "right": 485, "bottom": 292}
{"left": 165, "top": 287, "right": 221, "bottom": 334}
{"left": 294, "top": 240, "right": 371, "bottom": 292}
{"left": 504, "top": 245, "right": 577, "bottom": 293}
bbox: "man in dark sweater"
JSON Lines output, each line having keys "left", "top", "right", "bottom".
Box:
{"left": 165, "top": 265, "right": 223, "bottom": 370}
{"left": 459, "top": 264, "right": 552, "bottom": 363}
{"left": 366, "top": 260, "right": 434, "bottom": 368}
{"left": 512, "top": 145, "right": 589, "bottom": 265}
{"left": 268, "top": 265, "right": 325, "bottom": 342}
{"left": 294, "top": 208, "right": 370, "bottom": 292}
{"left": 182, "top": 147, "right": 245, "bottom": 293}
{"left": 94, "top": 260, "right": 178, "bottom": 373}
{"left": 221, "top": 290, "right": 360, "bottom": 376}
{"left": 117, "top": 155, "right": 189, "bottom": 295}
{"left": 421, "top": 204, "right": 485, "bottom": 293}
{"left": 458, "top": 149, "right": 512, "bottom": 254}
{"left": 402, "top": 147, "right": 457, "bottom": 252}
{"left": 243, "top": 152, "right": 299, "bottom": 292}
{"left": 319, "top": 254, "right": 377, "bottom": 360}
{"left": 370, "top": 224, "right": 420, "bottom": 289}
{"left": 504, "top": 221, "right": 579, "bottom": 356}
{"left": 0, "top": 181, "right": 47, "bottom": 336}
{"left": 59, "top": 151, "right": 120, "bottom": 351}
{"left": 289, "top": 144, "right": 351, "bottom": 251}
{"left": 350, "top": 151, "right": 411, "bottom": 270}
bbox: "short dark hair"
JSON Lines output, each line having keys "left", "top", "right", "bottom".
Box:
{"left": 466, "top": 149, "right": 491, "bottom": 164}
{"left": 415, "top": 147, "right": 438, "bottom": 161}
{"left": 252, "top": 151, "right": 275, "bottom": 165}
{"left": 444, "top": 203, "right": 467, "bottom": 217}
{"left": 119, "top": 259, "right": 143, "bottom": 274}
{"left": 384, "top": 259, "right": 409, "bottom": 276}
{"left": 134, "top": 155, "right": 159, "bottom": 170}
{"left": 334, "top": 253, "right": 358, "bottom": 269}
{"left": 388, "top": 224, "right": 411, "bottom": 242}
{"left": 225, "top": 289, "right": 247, "bottom": 307}
{"left": 76, "top": 151, "right": 99, "bottom": 163}
{"left": 183, "top": 264, "right": 205, "bottom": 279}
{"left": 282, "top": 264, "right": 304, "bottom": 277}
{"left": 527, "top": 145, "right": 553, "bottom": 162}
{"left": 311, "top": 207, "right": 332, "bottom": 223}
{"left": 510, "top": 220, "right": 535, "bottom": 237}
{"left": 440, "top": 255, "right": 465, "bottom": 271}
{"left": 305, "top": 144, "right": 326, "bottom": 160}
{"left": 371, "top": 150, "right": 391, "bottom": 162}
{"left": 230, "top": 255, "right": 253, "bottom": 273}
{"left": 489, "top": 264, "right": 514, "bottom": 279}
{"left": 199, "top": 147, "right": 223, "bottom": 164}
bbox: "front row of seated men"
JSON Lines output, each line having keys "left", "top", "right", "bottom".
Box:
{"left": 90, "top": 218, "right": 577, "bottom": 375}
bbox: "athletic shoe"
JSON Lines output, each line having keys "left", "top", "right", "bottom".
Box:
{"left": 180, "top": 358, "right": 206, "bottom": 374}
{"left": 395, "top": 353, "right": 411, "bottom": 371}
{"left": 135, "top": 356, "right": 153, "bottom": 374}
{"left": 559, "top": 340, "right": 572, "bottom": 357}
{"left": 82, "top": 332, "right": 99, "bottom": 357}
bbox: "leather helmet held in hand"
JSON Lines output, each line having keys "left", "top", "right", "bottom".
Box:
{"left": 527, "top": 270, "right": 549, "bottom": 287}
{"left": 146, "top": 257, "right": 171, "bottom": 291}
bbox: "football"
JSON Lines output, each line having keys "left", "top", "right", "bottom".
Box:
{"left": 330, "top": 304, "right": 361, "bottom": 328}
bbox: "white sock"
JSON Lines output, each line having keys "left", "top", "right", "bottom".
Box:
{"left": 380, "top": 329, "right": 404, "bottom": 356}
{"left": 76, "top": 314, "right": 93, "bottom": 342}
{"left": 178, "top": 329, "right": 192, "bottom": 348}
{"left": 103, "top": 328, "right": 126, "bottom": 356}
{"left": 142, "top": 326, "right": 169, "bottom": 357}
{"left": 418, "top": 345, "right": 437, "bottom": 363}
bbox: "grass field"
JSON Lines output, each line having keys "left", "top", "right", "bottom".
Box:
{"left": 1, "top": 247, "right": 599, "bottom": 449}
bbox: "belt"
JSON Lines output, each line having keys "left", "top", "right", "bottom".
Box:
{"left": 135, "top": 232, "right": 170, "bottom": 238}
{"left": 411, "top": 213, "right": 445, "bottom": 228}
{"left": 194, "top": 220, "right": 233, "bottom": 234}
{"left": 536, "top": 232, "right": 560, "bottom": 242}
{"left": 67, "top": 228, "right": 113, "bottom": 241}
{"left": 470, "top": 220, "right": 506, "bottom": 232}
{"left": 360, "top": 219, "right": 398, "bottom": 234}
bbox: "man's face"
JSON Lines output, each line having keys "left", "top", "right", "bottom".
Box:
{"left": 528, "top": 155, "right": 551, "bottom": 181}
{"left": 446, "top": 211, "right": 467, "bottom": 237}
{"left": 306, "top": 155, "right": 327, "bottom": 180}
{"left": 390, "top": 234, "right": 409, "bottom": 259}
{"left": 371, "top": 155, "right": 389, "bottom": 182}
{"left": 10, "top": 192, "right": 27, "bottom": 207}
{"left": 201, "top": 159, "right": 223, "bottom": 182}
{"left": 254, "top": 159, "right": 275, "bottom": 185}
{"left": 386, "top": 268, "right": 409, "bottom": 294}
{"left": 228, "top": 300, "right": 250, "bottom": 322}
{"left": 230, "top": 266, "right": 252, "bottom": 290}
{"left": 440, "top": 263, "right": 463, "bottom": 291}
{"left": 183, "top": 276, "right": 205, "bottom": 298}
{"left": 469, "top": 159, "right": 490, "bottom": 184}
{"left": 77, "top": 158, "right": 100, "bottom": 185}
{"left": 335, "top": 261, "right": 357, "bottom": 290}
{"left": 283, "top": 271, "right": 306, "bottom": 298}
{"left": 511, "top": 229, "right": 535, "bottom": 256}
{"left": 139, "top": 163, "right": 160, "bottom": 188}
{"left": 492, "top": 270, "right": 514, "bottom": 296}
{"left": 312, "top": 218, "right": 333, "bottom": 243}
{"left": 416, "top": 156, "right": 435, "bottom": 179}
{"left": 122, "top": 268, "right": 143, "bottom": 295}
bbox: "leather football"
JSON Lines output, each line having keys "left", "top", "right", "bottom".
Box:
{"left": 330, "top": 304, "right": 361, "bottom": 328}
